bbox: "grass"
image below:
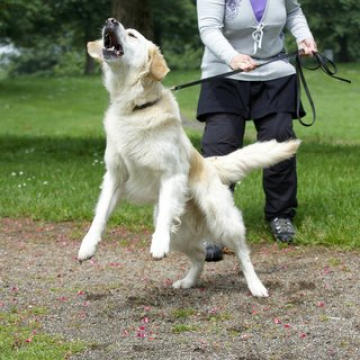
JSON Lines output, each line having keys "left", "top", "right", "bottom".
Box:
{"left": 171, "top": 324, "right": 200, "bottom": 334}
{"left": 0, "top": 306, "right": 85, "bottom": 360}
{"left": 0, "top": 64, "right": 359, "bottom": 247}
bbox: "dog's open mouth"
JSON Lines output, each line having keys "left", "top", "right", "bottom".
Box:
{"left": 103, "top": 28, "right": 124, "bottom": 58}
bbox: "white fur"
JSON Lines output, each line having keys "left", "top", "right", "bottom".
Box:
{"left": 78, "top": 20, "right": 301, "bottom": 297}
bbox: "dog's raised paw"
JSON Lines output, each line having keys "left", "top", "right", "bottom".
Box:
{"left": 78, "top": 238, "right": 98, "bottom": 263}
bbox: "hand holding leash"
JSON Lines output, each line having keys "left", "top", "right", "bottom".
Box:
{"left": 297, "top": 37, "right": 317, "bottom": 57}
{"left": 230, "top": 53, "right": 257, "bottom": 72}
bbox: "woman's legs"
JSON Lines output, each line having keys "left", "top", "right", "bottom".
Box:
{"left": 201, "top": 113, "right": 246, "bottom": 157}
{"left": 254, "top": 112, "right": 298, "bottom": 242}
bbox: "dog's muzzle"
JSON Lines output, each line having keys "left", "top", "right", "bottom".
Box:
{"left": 103, "top": 18, "right": 124, "bottom": 58}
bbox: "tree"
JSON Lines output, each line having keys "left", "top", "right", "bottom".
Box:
{"left": 152, "top": 0, "right": 198, "bottom": 47}
{"left": 111, "top": 0, "right": 153, "bottom": 40}
{"left": 0, "top": 0, "right": 201, "bottom": 75}
{"left": 301, "top": 0, "right": 360, "bottom": 62}
{"left": 0, "top": 0, "right": 54, "bottom": 47}
{"left": 0, "top": 0, "right": 112, "bottom": 75}
{"left": 55, "top": 0, "right": 112, "bottom": 74}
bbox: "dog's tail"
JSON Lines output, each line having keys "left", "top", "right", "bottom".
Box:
{"left": 207, "top": 139, "right": 301, "bottom": 185}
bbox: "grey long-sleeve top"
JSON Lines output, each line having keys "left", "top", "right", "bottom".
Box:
{"left": 197, "top": 0, "right": 314, "bottom": 81}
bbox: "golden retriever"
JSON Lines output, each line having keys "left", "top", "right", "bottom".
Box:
{"left": 78, "top": 18, "right": 300, "bottom": 297}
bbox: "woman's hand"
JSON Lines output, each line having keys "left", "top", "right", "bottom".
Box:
{"left": 297, "top": 38, "right": 317, "bottom": 57}
{"left": 230, "top": 53, "right": 257, "bottom": 72}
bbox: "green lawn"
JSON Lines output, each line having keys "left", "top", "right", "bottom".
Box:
{"left": 0, "top": 306, "right": 85, "bottom": 360}
{"left": 0, "top": 64, "right": 359, "bottom": 247}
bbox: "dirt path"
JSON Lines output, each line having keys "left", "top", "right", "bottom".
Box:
{"left": 0, "top": 218, "right": 359, "bottom": 360}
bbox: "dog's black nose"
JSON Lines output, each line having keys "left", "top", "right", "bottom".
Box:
{"left": 106, "top": 18, "right": 119, "bottom": 27}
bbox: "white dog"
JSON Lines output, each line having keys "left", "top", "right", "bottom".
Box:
{"left": 78, "top": 18, "right": 300, "bottom": 297}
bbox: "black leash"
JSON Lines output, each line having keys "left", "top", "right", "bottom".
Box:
{"left": 171, "top": 50, "right": 351, "bottom": 127}
{"left": 295, "top": 51, "right": 351, "bottom": 126}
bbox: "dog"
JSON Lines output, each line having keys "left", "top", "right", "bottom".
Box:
{"left": 78, "top": 18, "right": 301, "bottom": 297}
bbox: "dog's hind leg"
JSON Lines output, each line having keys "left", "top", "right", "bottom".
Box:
{"left": 217, "top": 208, "right": 268, "bottom": 297}
{"left": 221, "top": 220, "right": 269, "bottom": 297}
{"left": 193, "top": 180, "right": 268, "bottom": 297}
{"left": 172, "top": 246, "right": 206, "bottom": 289}
{"left": 233, "top": 242, "right": 269, "bottom": 298}
{"left": 78, "top": 170, "right": 123, "bottom": 262}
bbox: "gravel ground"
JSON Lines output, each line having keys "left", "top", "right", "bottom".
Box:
{"left": 0, "top": 218, "right": 359, "bottom": 360}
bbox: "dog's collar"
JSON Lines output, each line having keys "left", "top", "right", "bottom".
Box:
{"left": 133, "top": 98, "right": 161, "bottom": 111}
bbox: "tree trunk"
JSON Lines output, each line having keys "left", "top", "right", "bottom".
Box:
{"left": 338, "top": 36, "right": 350, "bottom": 63}
{"left": 84, "top": 51, "right": 95, "bottom": 75}
{"left": 111, "top": 0, "right": 153, "bottom": 40}
{"left": 83, "top": 25, "right": 96, "bottom": 75}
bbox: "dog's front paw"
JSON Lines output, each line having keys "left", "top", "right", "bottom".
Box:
{"left": 78, "top": 235, "right": 99, "bottom": 263}
{"left": 172, "top": 278, "right": 195, "bottom": 289}
{"left": 248, "top": 281, "right": 269, "bottom": 298}
{"left": 150, "top": 232, "right": 170, "bottom": 260}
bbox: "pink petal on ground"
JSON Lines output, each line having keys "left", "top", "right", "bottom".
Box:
{"left": 109, "top": 262, "right": 122, "bottom": 268}
{"left": 240, "top": 333, "right": 251, "bottom": 341}
{"left": 251, "top": 307, "right": 259, "bottom": 315}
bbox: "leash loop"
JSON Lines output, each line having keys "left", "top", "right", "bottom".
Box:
{"left": 304, "top": 52, "right": 351, "bottom": 84}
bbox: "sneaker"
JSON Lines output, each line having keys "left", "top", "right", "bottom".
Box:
{"left": 205, "top": 244, "right": 224, "bottom": 262}
{"left": 269, "top": 217, "right": 296, "bottom": 243}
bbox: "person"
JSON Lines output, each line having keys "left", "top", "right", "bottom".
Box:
{"left": 196, "top": 0, "right": 317, "bottom": 260}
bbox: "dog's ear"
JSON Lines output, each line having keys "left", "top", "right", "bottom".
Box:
{"left": 87, "top": 40, "right": 103, "bottom": 62}
{"left": 149, "top": 45, "right": 170, "bottom": 81}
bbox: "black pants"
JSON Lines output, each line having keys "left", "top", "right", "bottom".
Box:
{"left": 201, "top": 112, "right": 298, "bottom": 221}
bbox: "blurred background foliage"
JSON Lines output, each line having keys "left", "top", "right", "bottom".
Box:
{"left": 0, "top": 0, "right": 359, "bottom": 77}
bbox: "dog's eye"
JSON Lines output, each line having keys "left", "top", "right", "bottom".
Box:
{"left": 128, "top": 32, "right": 137, "bottom": 39}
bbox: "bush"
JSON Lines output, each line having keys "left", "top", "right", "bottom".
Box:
{"left": 5, "top": 31, "right": 86, "bottom": 77}
{"left": 53, "top": 49, "right": 84, "bottom": 76}
{"left": 162, "top": 42, "right": 203, "bottom": 71}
